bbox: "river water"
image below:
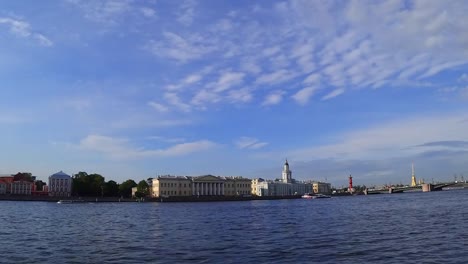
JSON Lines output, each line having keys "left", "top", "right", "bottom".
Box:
{"left": 1, "top": 190, "right": 467, "bottom": 263}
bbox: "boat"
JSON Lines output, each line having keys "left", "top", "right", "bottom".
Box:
{"left": 302, "top": 193, "right": 332, "bottom": 199}
{"left": 57, "top": 200, "right": 86, "bottom": 204}
{"left": 313, "top": 194, "right": 331, "bottom": 199}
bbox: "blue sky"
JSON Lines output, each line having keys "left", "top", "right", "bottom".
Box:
{"left": 1, "top": 0, "right": 468, "bottom": 187}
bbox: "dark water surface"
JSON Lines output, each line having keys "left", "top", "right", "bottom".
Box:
{"left": 1, "top": 190, "right": 467, "bottom": 263}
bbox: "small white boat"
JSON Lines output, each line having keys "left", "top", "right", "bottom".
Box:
{"left": 302, "top": 193, "right": 332, "bottom": 199}
{"left": 57, "top": 200, "right": 86, "bottom": 204}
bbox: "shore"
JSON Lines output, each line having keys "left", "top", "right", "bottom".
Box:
{"left": 0, "top": 194, "right": 305, "bottom": 203}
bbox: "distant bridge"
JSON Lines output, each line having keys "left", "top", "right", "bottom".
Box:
{"left": 365, "top": 182, "right": 466, "bottom": 195}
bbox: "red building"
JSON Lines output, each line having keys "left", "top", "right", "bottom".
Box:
{"left": 0, "top": 175, "right": 14, "bottom": 194}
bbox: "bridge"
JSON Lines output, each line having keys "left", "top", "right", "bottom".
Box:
{"left": 365, "top": 182, "right": 467, "bottom": 195}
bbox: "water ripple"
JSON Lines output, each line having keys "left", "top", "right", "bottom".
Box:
{"left": 0, "top": 191, "right": 467, "bottom": 263}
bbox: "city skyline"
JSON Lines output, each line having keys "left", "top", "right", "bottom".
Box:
{"left": 1, "top": 0, "right": 468, "bottom": 186}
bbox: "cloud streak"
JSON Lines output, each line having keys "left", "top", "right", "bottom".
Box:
{"left": 79, "top": 134, "right": 217, "bottom": 159}
{"left": 0, "top": 17, "right": 53, "bottom": 46}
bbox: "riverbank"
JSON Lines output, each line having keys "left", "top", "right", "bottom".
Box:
{"left": 0, "top": 194, "right": 303, "bottom": 203}
{"left": 0, "top": 195, "right": 135, "bottom": 203}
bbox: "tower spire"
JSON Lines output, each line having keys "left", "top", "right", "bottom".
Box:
{"left": 282, "top": 159, "right": 292, "bottom": 183}
{"left": 411, "top": 162, "right": 417, "bottom": 187}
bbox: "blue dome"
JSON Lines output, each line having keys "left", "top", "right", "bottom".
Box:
{"left": 50, "top": 171, "right": 71, "bottom": 179}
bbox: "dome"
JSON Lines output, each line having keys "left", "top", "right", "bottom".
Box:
{"left": 50, "top": 171, "right": 71, "bottom": 179}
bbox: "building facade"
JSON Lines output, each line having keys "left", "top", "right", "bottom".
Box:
{"left": 282, "top": 159, "right": 292, "bottom": 183}
{"left": 48, "top": 171, "right": 72, "bottom": 197}
{"left": 151, "top": 175, "right": 252, "bottom": 197}
{"left": 11, "top": 181, "right": 33, "bottom": 195}
{"left": 313, "top": 182, "right": 332, "bottom": 194}
{"left": 0, "top": 176, "right": 14, "bottom": 194}
{"left": 253, "top": 180, "right": 313, "bottom": 196}
{"left": 0, "top": 183, "right": 6, "bottom": 194}
{"left": 252, "top": 160, "right": 315, "bottom": 196}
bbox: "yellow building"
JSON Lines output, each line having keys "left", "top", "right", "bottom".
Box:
{"left": 251, "top": 178, "right": 261, "bottom": 195}
{"left": 225, "top": 177, "right": 251, "bottom": 196}
{"left": 151, "top": 175, "right": 252, "bottom": 197}
{"left": 312, "top": 182, "right": 331, "bottom": 194}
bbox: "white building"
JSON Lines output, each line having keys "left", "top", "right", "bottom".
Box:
{"left": 11, "top": 181, "right": 33, "bottom": 195}
{"left": 282, "top": 159, "right": 292, "bottom": 183}
{"left": 48, "top": 171, "right": 72, "bottom": 197}
{"left": 252, "top": 160, "right": 313, "bottom": 196}
{"left": 0, "top": 183, "right": 6, "bottom": 194}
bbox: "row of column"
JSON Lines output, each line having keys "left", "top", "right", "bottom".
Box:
{"left": 192, "top": 182, "right": 225, "bottom": 196}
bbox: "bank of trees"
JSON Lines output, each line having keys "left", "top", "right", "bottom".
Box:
{"left": 71, "top": 172, "right": 140, "bottom": 198}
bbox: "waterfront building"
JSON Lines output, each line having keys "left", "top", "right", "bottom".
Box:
{"left": 151, "top": 175, "right": 252, "bottom": 197}
{"left": 48, "top": 171, "right": 72, "bottom": 197}
{"left": 282, "top": 159, "right": 292, "bottom": 183}
{"left": 0, "top": 175, "right": 14, "bottom": 194}
{"left": 131, "top": 187, "right": 138, "bottom": 198}
{"left": 252, "top": 160, "right": 314, "bottom": 196}
{"left": 313, "top": 182, "right": 332, "bottom": 194}
{"left": 11, "top": 181, "right": 33, "bottom": 195}
{"left": 0, "top": 182, "right": 6, "bottom": 194}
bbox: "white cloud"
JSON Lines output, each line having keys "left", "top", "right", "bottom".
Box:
{"left": 166, "top": 67, "right": 213, "bottom": 91}
{"left": 0, "top": 17, "right": 53, "bottom": 46}
{"left": 184, "top": 74, "right": 202, "bottom": 85}
{"left": 303, "top": 73, "right": 321, "bottom": 85}
{"left": 286, "top": 112, "right": 468, "bottom": 161}
{"left": 177, "top": 0, "right": 197, "bottom": 26}
{"left": 147, "top": 136, "right": 186, "bottom": 143}
{"left": 78, "top": 134, "right": 217, "bottom": 159}
{"left": 191, "top": 89, "right": 221, "bottom": 106}
{"left": 140, "top": 7, "right": 156, "bottom": 17}
{"left": 262, "top": 46, "right": 281, "bottom": 57}
{"left": 164, "top": 92, "right": 191, "bottom": 112}
{"left": 241, "top": 60, "right": 262, "bottom": 74}
{"left": 228, "top": 88, "right": 253, "bottom": 103}
{"left": 262, "top": 91, "right": 284, "bottom": 106}
{"left": 292, "top": 86, "right": 318, "bottom": 105}
{"left": 321, "top": 88, "right": 345, "bottom": 101}
{"left": 256, "top": 69, "right": 297, "bottom": 85}
{"left": 66, "top": 0, "right": 133, "bottom": 25}
{"left": 111, "top": 117, "right": 193, "bottom": 129}
{"left": 235, "top": 137, "right": 268, "bottom": 150}
{"left": 34, "top": 34, "right": 53, "bottom": 47}
{"left": 213, "top": 71, "right": 245, "bottom": 92}
{"left": 458, "top": 74, "right": 468, "bottom": 83}
{"left": 147, "top": 32, "right": 216, "bottom": 62}
{"left": 148, "top": 101, "right": 169, "bottom": 112}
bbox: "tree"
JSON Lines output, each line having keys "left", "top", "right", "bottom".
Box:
{"left": 119, "top": 179, "right": 137, "bottom": 198}
{"left": 135, "top": 180, "right": 149, "bottom": 198}
{"left": 35, "top": 180, "right": 46, "bottom": 191}
{"left": 88, "top": 173, "right": 105, "bottom": 196}
{"left": 72, "top": 172, "right": 105, "bottom": 196}
{"left": 104, "top": 180, "right": 120, "bottom": 197}
{"left": 13, "top": 172, "right": 33, "bottom": 182}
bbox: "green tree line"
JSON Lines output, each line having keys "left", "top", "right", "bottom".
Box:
{"left": 71, "top": 172, "right": 149, "bottom": 198}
